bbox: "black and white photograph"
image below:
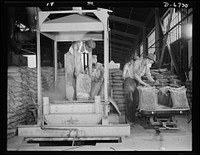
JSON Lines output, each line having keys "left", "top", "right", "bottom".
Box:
{"left": 3, "top": 0, "right": 198, "bottom": 152}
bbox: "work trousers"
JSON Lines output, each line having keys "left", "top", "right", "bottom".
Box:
{"left": 123, "top": 77, "right": 139, "bottom": 123}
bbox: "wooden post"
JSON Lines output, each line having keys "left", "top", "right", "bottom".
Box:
{"left": 36, "top": 8, "right": 42, "bottom": 126}
{"left": 155, "top": 8, "right": 160, "bottom": 64}
{"left": 134, "top": 35, "right": 139, "bottom": 56}
{"left": 142, "top": 27, "right": 147, "bottom": 56}
{"left": 54, "top": 41, "right": 57, "bottom": 88}
{"left": 158, "top": 8, "right": 173, "bottom": 69}
{"left": 94, "top": 9, "right": 110, "bottom": 125}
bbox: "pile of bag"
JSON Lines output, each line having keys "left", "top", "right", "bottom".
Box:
{"left": 137, "top": 85, "right": 190, "bottom": 111}
{"left": 150, "top": 68, "right": 182, "bottom": 88}
{"left": 109, "top": 69, "right": 125, "bottom": 115}
{"left": 7, "top": 67, "right": 36, "bottom": 139}
{"left": 41, "top": 67, "right": 55, "bottom": 91}
{"left": 7, "top": 66, "right": 55, "bottom": 139}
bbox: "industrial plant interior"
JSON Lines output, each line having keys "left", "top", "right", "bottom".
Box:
{"left": 5, "top": 1, "right": 195, "bottom": 151}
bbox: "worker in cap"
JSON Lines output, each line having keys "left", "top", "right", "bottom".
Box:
{"left": 90, "top": 55, "right": 104, "bottom": 99}
{"left": 122, "top": 53, "right": 156, "bottom": 126}
{"left": 65, "top": 39, "right": 96, "bottom": 100}
{"left": 85, "top": 39, "right": 96, "bottom": 52}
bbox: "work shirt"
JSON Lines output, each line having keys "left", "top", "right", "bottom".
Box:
{"left": 66, "top": 41, "right": 91, "bottom": 76}
{"left": 91, "top": 62, "right": 104, "bottom": 82}
{"left": 122, "top": 58, "right": 152, "bottom": 80}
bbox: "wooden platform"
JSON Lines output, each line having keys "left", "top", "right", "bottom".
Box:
{"left": 18, "top": 124, "right": 130, "bottom": 137}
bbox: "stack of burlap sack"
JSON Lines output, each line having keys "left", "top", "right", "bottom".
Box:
{"left": 109, "top": 68, "right": 125, "bottom": 115}
{"left": 7, "top": 67, "right": 36, "bottom": 139}
{"left": 138, "top": 68, "right": 190, "bottom": 111}
{"left": 149, "top": 68, "right": 182, "bottom": 88}
{"left": 41, "top": 67, "right": 55, "bottom": 91}
{"left": 138, "top": 85, "right": 190, "bottom": 111}
{"left": 7, "top": 66, "right": 55, "bottom": 139}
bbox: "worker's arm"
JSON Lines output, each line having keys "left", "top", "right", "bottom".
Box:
{"left": 122, "top": 63, "right": 128, "bottom": 80}
{"left": 145, "top": 68, "right": 155, "bottom": 83}
{"left": 98, "top": 63, "right": 104, "bottom": 83}
{"left": 133, "top": 60, "right": 151, "bottom": 87}
{"left": 134, "top": 74, "right": 151, "bottom": 87}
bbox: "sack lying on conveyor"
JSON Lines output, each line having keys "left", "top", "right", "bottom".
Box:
{"left": 169, "top": 86, "right": 190, "bottom": 109}
{"left": 157, "top": 87, "right": 173, "bottom": 107}
{"left": 138, "top": 86, "right": 159, "bottom": 111}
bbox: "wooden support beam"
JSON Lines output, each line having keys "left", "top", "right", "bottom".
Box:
{"left": 109, "top": 15, "right": 144, "bottom": 28}
{"left": 111, "top": 43, "right": 131, "bottom": 51}
{"left": 158, "top": 8, "right": 173, "bottom": 69}
{"left": 110, "top": 38, "right": 133, "bottom": 47}
{"left": 142, "top": 27, "right": 147, "bottom": 55}
{"left": 111, "top": 30, "right": 137, "bottom": 39}
{"left": 155, "top": 8, "right": 160, "bottom": 64}
{"left": 98, "top": 42, "right": 130, "bottom": 51}
{"left": 18, "top": 125, "right": 130, "bottom": 137}
{"left": 166, "top": 44, "right": 179, "bottom": 74}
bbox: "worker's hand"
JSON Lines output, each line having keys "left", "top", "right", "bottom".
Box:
{"left": 144, "top": 83, "right": 151, "bottom": 87}
{"left": 154, "top": 80, "right": 159, "bottom": 85}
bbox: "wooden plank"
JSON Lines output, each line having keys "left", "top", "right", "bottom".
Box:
{"left": 155, "top": 8, "right": 160, "bottom": 63}
{"left": 24, "top": 136, "right": 121, "bottom": 142}
{"left": 44, "top": 113, "right": 102, "bottom": 125}
{"left": 50, "top": 103, "right": 96, "bottom": 113}
{"left": 37, "top": 11, "right": 42, "bottom": 126}
{"left": 109, "top": 15, "right": 144, "bottom": 28}
{"left": 18, "top": 125, "right": 130, "bottom": 137}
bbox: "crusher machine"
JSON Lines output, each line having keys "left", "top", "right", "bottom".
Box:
{"left": 17, "top": 7, "right": 130, "bottom": 145}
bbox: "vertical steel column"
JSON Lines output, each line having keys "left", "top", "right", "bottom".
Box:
{"left": 54, "top": 41, "right": 57, "bottom": 88}
{"left": 36, "top": 8, "right": 42, "bottom": 126}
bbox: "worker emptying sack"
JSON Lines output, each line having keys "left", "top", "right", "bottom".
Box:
{"left": 90, "top": 55, "right": 104, "bottom": 99}
{"left": 122, "top": 53, "right": 156, "bottom": 126}
{"left": 65, "top": 39, "right": 96, "bottom": 100}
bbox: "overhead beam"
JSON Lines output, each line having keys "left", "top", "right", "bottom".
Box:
{"left": 111, "top": 30, "right": 137, "bottom": 39}
{"left": 110, "top": 38, "right": 133, "bottom": 47}
{"left": 96, "top": 44, "right": 129, "bottom": 55}
{"left": 109, "top": 15, "right": 145, "bottom": 28}
{"left": 99, "top": 42, "right": 130, "bottom": 51}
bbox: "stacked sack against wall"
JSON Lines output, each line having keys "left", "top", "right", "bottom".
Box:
{"left": 7, "top": 67, "right": 36, "bottom": 139}
{"left": 149, "top": 68, "right": 182, "bottom": 88}
{"left": 109, "top": 68, "right": 125, "bottom": 115}
{"left": 41, "top": 67, "right": 55, "bottom": 91}
{"left": 7, "top": 66, "right": 55, "bottom": 139}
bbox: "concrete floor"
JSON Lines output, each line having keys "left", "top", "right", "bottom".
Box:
{"left": 7, "top": 115, "right": 192, "bottom": 151}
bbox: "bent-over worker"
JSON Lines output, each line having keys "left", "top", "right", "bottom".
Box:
{"left": 90, "top": 55, "right": 104, "bottom": 99}
{"left": 65, "top": 39, "right": 96, "bottom": 100}
{"left": 122, "top": 53, "right": 156, "bottom": 125}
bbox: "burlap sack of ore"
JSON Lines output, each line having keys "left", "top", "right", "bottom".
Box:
{"left": 90, "top": 82, "right": 102, "bottom": 99}
{"left": 138, "top": 86, "right": 159, "bottom": 111}
{"left": 76, "top": 73, "right": 91, "bottom": 100}
{"left": 169, "top": 86, "right": 190, "bottom": 109}
{"left": 157, "top": 87, "right": 173, "bottom": 107}
{"left": 7, "top": 66, "right": 37, "bottom": 139}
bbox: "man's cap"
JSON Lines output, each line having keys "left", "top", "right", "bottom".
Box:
{"left": 85, "top": 39, "right": 96, "bottom": 52}
{"left": 145, "top": 53, "right": 156, "bottom": 62}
